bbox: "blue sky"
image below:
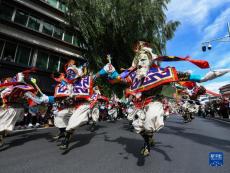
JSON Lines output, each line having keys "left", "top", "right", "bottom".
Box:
{"left": 164, "top": 0, "right": 230, "bottom": 92}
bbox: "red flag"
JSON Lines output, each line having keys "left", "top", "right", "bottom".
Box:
{"left": 182, "top": 57, "right": 210, "bottom": 69}
{"left": 179, "top": 81, "right": 196, "bottom": 89}
{"left": 158, "top": 56, "right": 210, "bottom": 69}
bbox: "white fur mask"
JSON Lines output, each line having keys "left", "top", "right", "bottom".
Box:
{"left": 136, "top": 53, "right": 151, "bottom": 80}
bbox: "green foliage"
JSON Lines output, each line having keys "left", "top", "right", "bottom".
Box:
{"left": 66, "top": 0, "right": 180, "bottom": 96}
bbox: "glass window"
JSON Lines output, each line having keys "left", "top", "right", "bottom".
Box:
{"left": 58, "top": 2, "right": 68, "bottom": 12}
{"left": 15, "top": 45, "right": 31, "bottom": 66}
{"left": 2, "top": 42, "right": 17, "bottom": 62}
{"left": 73, "top": 36, "right": 80, "bottom": 47}
{"left": 47, "top": 0, "right": 58, "bottom": 8}
{"left": 59, "top": 58, "right": 67, "bottom": 72}
{"left": 14, "top": 10, "right": 28, "bottom": 26}
{"left": 27, "top": 16, "right": 41, "bottom": 31}
{"left": 42, "top": 21, "right": 54, "bottom": 36}
{"left": 64, "top": 32, "right": 72, "bottom": 43}
{"left": 48, "top": 55, "right": 59, "bottom": 72}
{"left": 53, "top": 27, "right": 63, "bottom": 40}
{"left": 0, "top": 40, "right": 5, "bottom": 60}
{"left": 29, "top": 49, "right": 35, "bottom": 66}
{"left": 0, "top": 4, "right": 14, "bottom": 21}
{"left": 36, "top": 51, "right": 49, "bottom": 70}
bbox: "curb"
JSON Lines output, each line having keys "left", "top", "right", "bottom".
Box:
{"left": 11, "top": 127, "right": 55, "bottom": 135}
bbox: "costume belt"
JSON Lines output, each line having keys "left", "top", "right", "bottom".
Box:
{"left": 133, "top": 96, "right": 162, "bottom": 109}
{"left": 56, "top": 98, "right": 89, "bottom": 111}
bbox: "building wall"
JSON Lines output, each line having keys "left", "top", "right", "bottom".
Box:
{"left": 0, "top": 0, "right": 86, "bottom": 94}
{"left": 219, "top": 84, "right": 230, "bottom": 97}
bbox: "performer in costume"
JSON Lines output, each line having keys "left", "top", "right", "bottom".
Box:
{"left": 95, "top": 41, "right": 230, "bottom": 156}
{"left": 51, "top": 59, "right": 87, "bottom": 141}
{"left": 50, "top": 59, "right": 102, "bottom": 149}
{"left": 0, "top": 70, "right": 51, "bottom": 147}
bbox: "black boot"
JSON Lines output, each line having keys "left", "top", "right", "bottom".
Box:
{"left": 0, "top": 135, "right": 4, "bottom": 148}
{"left": 148, "top": 135, "right": 155, "bottom": 147}
{"left": 0, "top": 131, "right": 5, "bottom": 148}
{"left": 53, "top": 128, "right": 66, "bottom": 140}
{"left": 183, "top": 115, "right": 189, "bottom": 123}
{"left": 90, "top": 122, "right": 96, "bottom": 132}
{"left": 140, "top": 132, "right": 151, "bottom": 156}
{"left": 59, "top": 131, "right": 72, "bottom": 150}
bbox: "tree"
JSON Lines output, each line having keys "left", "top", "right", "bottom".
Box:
{"left": 66, "top": 0, "right": 180, "bottom": 97}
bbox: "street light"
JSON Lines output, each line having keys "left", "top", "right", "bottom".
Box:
{"left": 207, "top": 43, "right": 212, "bottom": 50}
{"left": 202, "top": 44, "right": 206, "bottom": 52}
{"left": 201, "top": 22, "right": 230, "bottom": 52}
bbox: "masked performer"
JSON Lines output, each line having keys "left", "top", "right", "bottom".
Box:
{"left": 51, "top": 59, "right": 86, "bottom": 141}
{"left": 51, "top": 59, "right": 102, "bottom": 150}
{"left": 95, "top": 41, "right": 230, "bottom": 156}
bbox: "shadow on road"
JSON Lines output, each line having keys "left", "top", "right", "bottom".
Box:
{"left": 163, "top": 125, "right": 230, "bottom": 152}
{"left": 104, "top": 135, "right": 173, "bottom": 166}
{"left": 61, "top": 132, "right": 107, "bottom": 155}
{"left": 0, "top": 132, "right": 52, "bottom": 152}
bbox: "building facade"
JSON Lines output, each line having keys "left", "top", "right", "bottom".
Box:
{"left": 219, "top": 84, "right": 230, "bottom": 97}
{"left": 0, "top": 0, "right": 86, "bottom": 93}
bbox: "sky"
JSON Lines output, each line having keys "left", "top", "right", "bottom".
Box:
{"left": 165, "top": 0, "right": 230, "bottom": 93}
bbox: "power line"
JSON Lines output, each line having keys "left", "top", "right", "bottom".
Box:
{"left": 201, "top": 22, "right": 230, "bottom": 52}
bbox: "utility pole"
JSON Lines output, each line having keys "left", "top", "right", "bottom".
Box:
{"left": 201, "top": 22, "right": 230, "bottom": 52}
{"left": 227, "top": 22, "right": 230, "bottom": 36}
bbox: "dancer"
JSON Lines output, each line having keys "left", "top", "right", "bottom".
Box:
{"left": 50, "top": 59, "right": 103, "bottom": 149}
{"left": 95, "top": 41, "right": 230, "bottom": 156}
{"left": 0, "top": 70, "right": 50, "bottom": 147}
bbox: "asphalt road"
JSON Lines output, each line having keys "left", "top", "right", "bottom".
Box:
{"left": 0, "top": 115, "right": 229, "bottom": 173}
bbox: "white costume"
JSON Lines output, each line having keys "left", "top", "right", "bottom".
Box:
{"left": 0, "top": 107, "right": 24, "bottom": 133}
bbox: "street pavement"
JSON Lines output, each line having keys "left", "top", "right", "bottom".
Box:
{"left": 0, "top": 115, "right": 229, "bottom": 173}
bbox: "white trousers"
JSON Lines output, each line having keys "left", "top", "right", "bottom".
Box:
{"left": 66, "top": 104, "right": 99, "bottom": 131}
{"left": 54, "top": 109, "right": 71, "bottom": 128}
{"left": 0, "top": 107, "right": 24, "bottom": 132}
{"left": 132, "top": 101, "right": 164, "bottom": 134}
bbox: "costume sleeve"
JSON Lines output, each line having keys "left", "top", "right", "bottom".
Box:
{"left": 177, "top": 72, "right": 202, "bottom": 82}
{"left": 24, "top": 92, "right": 54, "bottom": 104}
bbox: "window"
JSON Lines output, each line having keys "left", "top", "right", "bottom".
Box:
{"left": 59, "top": 58, "right": 67, "bottom": 72}
{"left": 0, "top": 40, "right": 5, "bottom": 60}
{"left": 42, "top": 21, "right": 54, "bottom": 36}
{"left": 15, "top": 45, "right": 31, "bottom": 66}
{"left": 64, "top": 32, "right": 72, "bottom": 43}
{"left": 0, "top": 4, "right": 14, "bottom": 21}
{"left": 58, "top": 1, "right": 68, "bottom": 12}
{"left": 2, "top": 42, "right": 17, "bottom": 62}
{"left": 36, "top": 51, "right": 49, "bottom": 70}
{"left": 14, "top": 10, "right": 28, "bottom": 26}
{"left": 48, "top": 55, "right": 59, "bottom": 72}
{"left": 47, "top": 0, "right": 58, "bottom": 8}
{"left": 53, "top": 27, "right": 63, "bottom": 40}
{"left": 73, "top": 36, "right": 80, "bottom": 47}
{"left": 27, "top": 16, "right": 41, "bottom": 31}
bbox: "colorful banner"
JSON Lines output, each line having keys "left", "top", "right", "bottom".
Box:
{"left": 54, "top": 76, "right": 93, "bottom": 99}
{"left": 54, "top": 82, "right": 70, "bottom": 98}
{"left": 126, "top": 67, "right": 178, "bottom": 96}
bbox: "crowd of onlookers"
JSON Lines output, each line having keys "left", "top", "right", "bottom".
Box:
{"left": 14, "top": 100, "right": 128, "bottom": 130}
{"left": 12, "top": 96, "right": 230, "bottom": 130}
{"left": 14, "top": 104, "right": 54, "bottom": 130}
{"left": 197, "top": 98, "right": 230, "bottom": 119}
